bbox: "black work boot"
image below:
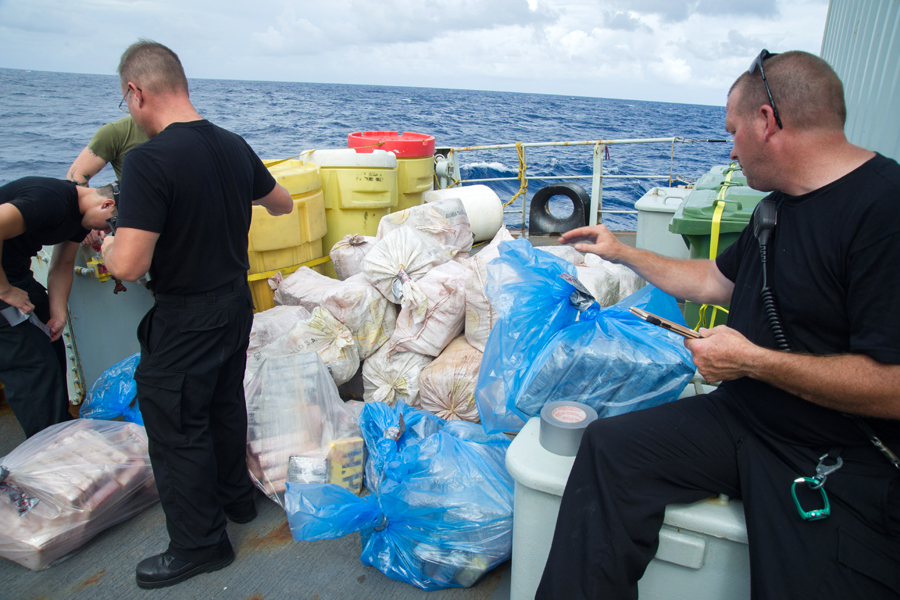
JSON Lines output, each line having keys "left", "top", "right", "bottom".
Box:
{"left": 135, "top": 549, "right": 235, "bottom": 589}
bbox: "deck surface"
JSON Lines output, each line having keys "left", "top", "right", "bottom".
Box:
{"left": 0, "top": 404, "right": 510, "bottom": 600}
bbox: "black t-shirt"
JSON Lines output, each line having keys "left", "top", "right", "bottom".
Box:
{"left": 0, "top": 177, "right": 87, "bottom": 283}
{"left": 715, "top": 153, "right": 900, "bottom": 445}
{"left": 116, "top": 120, "right": 276, "bottom": 295}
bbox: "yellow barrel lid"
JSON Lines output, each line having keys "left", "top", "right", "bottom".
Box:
{"left": 265, "top": 159, "right": 322, "bottom": 196}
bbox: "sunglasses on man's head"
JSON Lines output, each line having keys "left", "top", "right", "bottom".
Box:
{"left": 748, "top": 49, "right": 783, "bottom": 129}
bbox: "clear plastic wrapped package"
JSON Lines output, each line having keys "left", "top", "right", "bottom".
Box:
{"left": 245, "top": 353, "right": 364, "bottom": 506}
{"left": 330, "top": 234, "right": 377, "bottom": 280}
{"left": 244, "top": 306, "right": 360, "bottom": 387}
{"left": 417, "top": 336, "right": 483, "bottom": 422}
{"left": 285, "top": 402, "right": 513, "bottom": 591}
{"left": 0, "top": 419, "right": 158, "bottom": 570}
{"left": 79, "top": 353, "right": 143, "bottom": 425}
{"left": 248, "top": 305, "right": 311, "bottom": 354}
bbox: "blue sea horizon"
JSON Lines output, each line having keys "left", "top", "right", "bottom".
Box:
{"left": 0, "top": 67, "right": 733, "bottom": 230}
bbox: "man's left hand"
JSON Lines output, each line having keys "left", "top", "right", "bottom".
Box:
{"left": 684, "top": 325, "right": 764, "bottom": 383}
{"left": 47, "top": 317, "right": 66, "bottom": 342}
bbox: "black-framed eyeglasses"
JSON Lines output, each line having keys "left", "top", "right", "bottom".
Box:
{"left": 748, "top": 49, "right": 783, "bottom": 129}
{"left": 118, "top": 86, "right": 141, "bottom": 114}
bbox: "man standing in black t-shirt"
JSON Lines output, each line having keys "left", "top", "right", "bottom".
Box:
{"left": 539, "top": 51, "right": 900, "bottom": 598}
{"left": 0, "top": 178, "right": 117, "bottom": 437}
{"left": 100, "top": 41, "right": 292, "bottom": 589}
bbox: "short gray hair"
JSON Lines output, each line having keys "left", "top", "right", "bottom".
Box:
{"left": 729, "top": 51, "right": 846, "bottom": 131}
{"left": 118, "top": 40, "right": 189, "bottom": 96}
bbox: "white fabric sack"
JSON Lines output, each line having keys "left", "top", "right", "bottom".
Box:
{"left": 272, "top": 267, "right": 396, "bottom": 360}
{"left": 244, "top": 307, "right": 360, "bottom": 387}
{"left": 248, "top": 306, "right": 311, "bottom": 355}
{"left": 272, "top": 266, "right": 340, "bottom": 308}
{"left": 376, "top": 197, "right": 473, "bottom": 258}
{"left": 578, "top": 254, "right": 647, "bottom": 307}
{"left": 388, "top": 260, "right": 468, "bottom": 357}
{"left": 319, "top": 273, "right": 397, "bottom": 360}
{"left": 362, "top": 227, "right": 449, "bottom": 304}
{"left": 541, "top": 245, "right": 587, "bottom": 266}
{"left": 362, "top": 342, "right": 434, "bottom": 406}
{"left": 417, "top": 336, "right": 483, "bottom": 422}
{"left": 464, "top": 227, "right": 515, "bottom": 351}
{"left": 330, "top": 234, "right": 376, "bottom": 280}
{"left": 245, "top": 353, "right": 362, "bottom": 506}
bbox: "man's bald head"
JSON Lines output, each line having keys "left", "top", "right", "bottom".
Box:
{"left": 729, "top": 51, "right": 846, "bottom": 132}
{"left": 118, "top": 40, "right": 189, "bottom": 96}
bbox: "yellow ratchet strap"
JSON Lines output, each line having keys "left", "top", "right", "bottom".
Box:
{"left": 694, "top": 187, "right": 731, "bottom": 331}
{"left": 246, "top": 255, "right": 332, "bottom": 282}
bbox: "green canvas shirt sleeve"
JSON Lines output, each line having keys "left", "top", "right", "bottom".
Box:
{"left": 87, "top": 116, "right": 150, "bottom": 179}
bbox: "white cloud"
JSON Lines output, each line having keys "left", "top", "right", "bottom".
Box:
{"left": 0, "top": 0, "right": 831, "bottom": 105}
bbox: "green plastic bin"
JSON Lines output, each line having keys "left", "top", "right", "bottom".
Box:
{"left": 669, "top": 185, "right": 768, "bottom": 328}
{"left": 695, "top": 165, "right": 749, "bottom": 190}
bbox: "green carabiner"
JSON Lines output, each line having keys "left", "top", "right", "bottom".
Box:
{"left": 791, "top": 476, "right": 831, "bottom": 521}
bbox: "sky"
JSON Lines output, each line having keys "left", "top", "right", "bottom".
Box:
{"left": 0, "top": 0, "right": 830, "bottom": 106}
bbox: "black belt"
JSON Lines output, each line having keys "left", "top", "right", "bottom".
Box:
{"left": 154, "top": 276, "right": 246, "bottom": 306}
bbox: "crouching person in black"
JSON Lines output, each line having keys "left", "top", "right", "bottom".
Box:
{"left": 0, "top": 178, "right": 116, "bottom": 437}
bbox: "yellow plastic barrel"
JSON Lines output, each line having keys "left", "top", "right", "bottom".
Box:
{"left": 348, "top": 131, "right": 435, "bottom": 212}
{"left": 248, "top": 160, "right": 327, "bottom": 312}
{"left": 300, "top": 149, "right": 398, "bottom": 278}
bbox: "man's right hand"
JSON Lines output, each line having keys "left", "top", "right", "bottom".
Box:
{"left": 0, "top": 285, "right": 34, "bottom": 314}
{"left": 559, "top": 225, "right": 628, "bottom": 263}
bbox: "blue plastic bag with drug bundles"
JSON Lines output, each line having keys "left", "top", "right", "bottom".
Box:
{"left": 285, "top": 401, "right": 513, "bottom": 591}
{"left": 514, "top": 285, "right": 695, "bottom": 418}
{"left": 474, "top": 240, "right": 601, "bottom": 433}
{"left": 79, "top": 353, "right": 143, "bottom": 425}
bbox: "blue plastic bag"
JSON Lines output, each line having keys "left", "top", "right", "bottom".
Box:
{"left": 79, "top": 353, "right": 143, "bottom": 425}
{"left": 474, "top": 240, "right": 601, "bottom": 433}
{"left": 514, "top": 285, "right": 694, "bottom": 418}
{"left": 285, "top": 401, "right": 514, "bottom": 591}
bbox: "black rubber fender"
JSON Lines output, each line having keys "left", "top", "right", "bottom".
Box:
{"left": 528, "top": 182, "right": 591, "bottom": 236}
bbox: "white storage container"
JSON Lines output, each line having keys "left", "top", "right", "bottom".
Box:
{"left": 634, "top": 187, "right": 692, "bottom": 260}
{"left": 504, "top": 383, "right": 750, "bottom": 600}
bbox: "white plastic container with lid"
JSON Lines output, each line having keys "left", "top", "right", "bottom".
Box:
{"left": 298, "top": 149, "right": 398, "bottom": 278}
{"left": 504, "top": 382, "right": 749, "bottom": 600}
{"left": 635, "top": 187, "right": 692, "bottom": 260}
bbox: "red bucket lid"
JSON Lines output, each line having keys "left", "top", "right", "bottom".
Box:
{"left": 348, "top": 131, "right": 435, "bottom": 158}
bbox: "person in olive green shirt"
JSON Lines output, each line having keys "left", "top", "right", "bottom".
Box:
{"left": 67, "top": 116, "right": 149, "bottom": 186}
{"left": 67, "top": 116, "right": 148, "bottom": 244}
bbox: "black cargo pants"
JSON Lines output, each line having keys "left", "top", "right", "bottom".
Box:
{"left": 134, "top": 279, "right": 256, "bottom": 563}
{"left": 0, "top": 276, "right": 70, "bottom": 438}
{"left": 536, "top": 391, "right": 900, "bottom": 599}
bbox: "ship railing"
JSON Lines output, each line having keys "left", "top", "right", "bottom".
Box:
{"left": 434, "top": 137, "right": 722, "bottom": 231}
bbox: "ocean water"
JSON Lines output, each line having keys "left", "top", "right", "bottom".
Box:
{"left": 0, "top": 67, "right": 732, "bottom": 230}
